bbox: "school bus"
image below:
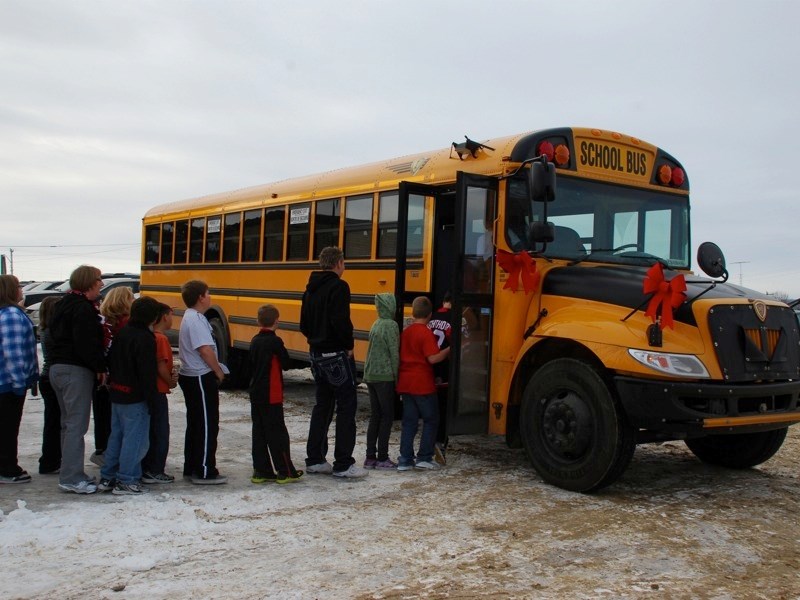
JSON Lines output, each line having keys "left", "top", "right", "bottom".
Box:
{"left": 141, "top": 127, "right": 800, "bottom": 492}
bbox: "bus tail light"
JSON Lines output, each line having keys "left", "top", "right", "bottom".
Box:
{"left": 671, "top": 167, "right": 685, "bottom": 187}
{"left": 657, "top": 164, "right": 672, "bottom": 185}
{"left": 538, "top": 141, "right": 554, "bottom": 161}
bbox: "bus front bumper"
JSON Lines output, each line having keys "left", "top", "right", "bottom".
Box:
{"left": 614, "top": 376, "right": 800, "bottom": 436}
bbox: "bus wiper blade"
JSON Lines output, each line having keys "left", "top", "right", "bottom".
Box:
{"left": 568, "top": 249, "right": 614, "bottom": 266}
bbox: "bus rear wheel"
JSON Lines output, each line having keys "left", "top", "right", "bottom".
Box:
{"left": 684, "top": 428, "right": 788, "bottom": 469}
{"left": 520, "top": 358, "right": 635, "bottom": 493}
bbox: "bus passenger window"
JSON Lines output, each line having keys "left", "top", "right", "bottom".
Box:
{"left": 160, "top": 222, "right": 174, "bottom": 264}
{"left": 144, "top": 225, "right": 160, "bottom": 264}
{"left": 222, "top": 212, "right": 241, "bottom": 262}
{"left": 205, "top": 216, "right": 221, "bottom": 263}
{"left": 344, "top": 195, "right": 373, "bottom": 259}
{"left": 314, "top": 199, "right": 340, "bottom": 258}
{"left": 189, "top": 217, "right": 205, "bottom": 262}
{"left": 263, "top": 206, "right": 285, "bottom": 261}
{"left": 242, "top": 209, "right": 261, "bottom": 262}
{"left": 287, "top": 203, "right": 311, "bottom": 261}
{"left": 174, "top": 220, "right": 188, "bottom": 263}
{"left": 378, "top": 191, "right": 398, "bottom": 258}
{"left": 406, "top": 194, "right": 425, "bottom": 257}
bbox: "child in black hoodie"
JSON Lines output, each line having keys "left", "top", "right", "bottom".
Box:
{"left": 248, "top": 305, "right": 303, "bottom": 484}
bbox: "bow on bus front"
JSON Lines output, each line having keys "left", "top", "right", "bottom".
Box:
{"left": 496, "top": 249, "right": 540, "bottom": 294}
{"left": 643, "top": 262, "right": 687, "bottom": 330}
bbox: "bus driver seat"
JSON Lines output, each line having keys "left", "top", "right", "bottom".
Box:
{"left": 547, "top": 225, "right": 586, "bottom": 257}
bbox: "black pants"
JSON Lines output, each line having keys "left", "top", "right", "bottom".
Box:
{"left": 92, "top": 384, "right": 112, "bottom": 453}
{"left": 38, "top": 377, "right": 62, "bottom": 473}
{"left": 366, "top": 381, "right": 395, "bottom": 461}
{"left": 251, "top": 401, "right": 296, "bottom": 477}
{"left": 179, "top": 372, "right": 220, "bottom": 479}
{"left": 0, "top": 391, "right": 26, "bottom": 477}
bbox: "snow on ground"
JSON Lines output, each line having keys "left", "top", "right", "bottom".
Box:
{"left": 2, "top": 368, "right": 800, "bottom": 599}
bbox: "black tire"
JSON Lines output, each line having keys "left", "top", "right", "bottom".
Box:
{"left": 520, "top": 358, "right": 635, "bottom": 493}
{"left": 685, "top": 428, "right": 788, "bottom": 469}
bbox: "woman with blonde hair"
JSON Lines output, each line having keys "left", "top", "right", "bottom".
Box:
{"left": 0, "top": 274, "right": 39, "bottom": 484}
{"left": 91, "top": 286, "right": 135, "bottom": 467}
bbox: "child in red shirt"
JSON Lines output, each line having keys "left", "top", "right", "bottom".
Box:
{"left": 396, "top": 296, "right": 450, "bottom": 471}
{"left": 142, "top": 303, "right": 178, "bottom": 484}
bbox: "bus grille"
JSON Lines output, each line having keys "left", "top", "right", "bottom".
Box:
{"left": 708, "top": 304, "right": 800, "bottom": 382}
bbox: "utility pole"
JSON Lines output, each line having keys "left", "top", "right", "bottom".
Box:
{"left": 730, "top": 260, "right": 749, "bottom": 286}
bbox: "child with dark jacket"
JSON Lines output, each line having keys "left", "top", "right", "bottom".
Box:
{"left": 98, "top": 297, "right": 160, "bottom": 495}
{"left": 248, "top": 304, "right": 303, "bottom": 484}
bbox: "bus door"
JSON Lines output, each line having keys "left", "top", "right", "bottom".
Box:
{"left": 396, "top": 176, "right": 497, "bottom": 436}
{"left": 447, "top": 172, "right": 497, "bottom": 434}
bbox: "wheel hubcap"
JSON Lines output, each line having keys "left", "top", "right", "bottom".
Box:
{"left": 542, "top": 391, "right": 591, "bottom": 459}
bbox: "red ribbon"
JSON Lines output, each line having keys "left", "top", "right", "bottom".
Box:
{"left": 643, "top": 263, "right": 686, "bottom": 329}
{"left": 496, "top": 249, "right": 540, "bottom": 294}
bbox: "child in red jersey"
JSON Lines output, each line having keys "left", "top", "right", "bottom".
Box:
{"left": 396, "top": 297, "right": 450, "bottom": 471}
{"left": 248, "top": 305, "right": 303, "bottom": 484}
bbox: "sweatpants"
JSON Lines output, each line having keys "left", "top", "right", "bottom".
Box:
{"left": 50, "top": 364, "right": 94, "bottom": 485}
{"left": 179, "top": 372, "right": 220, "bottom": 479}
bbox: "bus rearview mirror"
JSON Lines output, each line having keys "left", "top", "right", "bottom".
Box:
{"left": 530, "top": 159, "right": 556, "bottom": 203}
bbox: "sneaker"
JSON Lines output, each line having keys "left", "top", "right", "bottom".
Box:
{"left": 191, "top": 474, "right": 228, "bottom": 485}
{"left": 415, "top": 460, "right": 440, "bottom": 471}
{"left": 276, "top": 470, "right": 304, "bottom": 484}
{"left": 374, "top": 459, "right": 397, "bottom": 470}
{"left": 363, "top": 458, "right": 378, "bottom": 469}
{"left": 0, "top": 472, "right": 31, "bottom": 484}
{"left": 397, "top": 461, "right": 415, "bottom": 471}
{"left": 39, "top": 467, "right": 60, "bottom": 475}
{"left": 89, "top": 452, "right": 105, "bottom": 467}
{"left": 112, "top": 482, "right": 149, "bottom": 495}
{"left": 306, "top": 461, "right": 333, "bottom": 475}
{"left": 97, "top": 477, "right": 116, "bottom": 492}
{"left": 434, "top": 444, "right": 447, "bottom": 466}
{"left": 59, "top": 480, "right": 98, "bottom": 494}
{"left": 332, "top": 465, "right": 368, "bottom": 479}
{"left": 251, "top": 472, "right": 277, "bottom": 484}
{"left": 142, "top": 472, "right": 175, "bottom": 484}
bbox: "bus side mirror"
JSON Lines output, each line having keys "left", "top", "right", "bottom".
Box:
{"left": 697, "top": 241, "right": 728, "bottom": 280}
{"left": 528, "top": 221, "right": 555, "bottom": 245}
{"left": 529, "top": 158, "right": 556, "bottom": 203}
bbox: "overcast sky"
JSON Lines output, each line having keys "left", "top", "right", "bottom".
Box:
{"left": 2, "top": 1, "right": 799, "bottom": 298}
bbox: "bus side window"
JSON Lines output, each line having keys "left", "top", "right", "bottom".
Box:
{"left": 189, "top": 217, "right": 205, "bottom": 262}
{"left": 344, "top": 194, "right": 373, "bottom": 259}
{"left": 378, "top": 191, "right": 398, "bottom": 258}
{"left": 160, "top": 222, "right": 174, "bottom": 264}
{"left": 222, "top": 212, "right": 241, "bottom": 262}
{"left": 175, "top": 220, "right": 189, "bottom": 263}
{"left": 264, "top": 206, "right": 285, "bottom": 261}
{"left": 205, "top": 215, "right": 221, "bottom": 263}
{"left": 242, "top": 209, "right": 261, "bottom": 262}
{"left": 314, "top": 199, "right": 340, "bottom": 258}
{"left": 144, "top": 224, "right": 160, "bottom": 264}
{"left": 287, "top": 203, "right": 311, "bottom": 261}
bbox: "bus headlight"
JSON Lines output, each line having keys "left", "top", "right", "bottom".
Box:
{"left": 628, "top": 349, "right": 710, "bottom": 378}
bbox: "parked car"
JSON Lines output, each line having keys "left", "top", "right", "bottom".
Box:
{"left": 27, "top": 277, "right": 140, "bottom": 333}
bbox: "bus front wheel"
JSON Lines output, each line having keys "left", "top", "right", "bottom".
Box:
{"left": 684, "top": 428, "right": 788, "bottom": 469}
{"left": 520, "top": 358, "right": 635, "bottom": 493}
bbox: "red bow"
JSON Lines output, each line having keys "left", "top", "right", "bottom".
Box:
{"left": 643, "top": 263, "right": 686, "bottom": 329}
{"left": 496, "top": 250, "right": 540, "bottom": 294}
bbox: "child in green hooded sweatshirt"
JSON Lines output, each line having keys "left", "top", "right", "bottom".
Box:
{"left": 362, "top": 293, "right": 400, "bottom": 470}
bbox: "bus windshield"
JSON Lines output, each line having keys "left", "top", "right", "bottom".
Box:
{"left": 505, "top": 175, "right": 690, "bottom": 269}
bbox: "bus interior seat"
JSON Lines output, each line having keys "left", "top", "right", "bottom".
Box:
{"left": 547, "top": 226, "right": 586, "bottom": 256}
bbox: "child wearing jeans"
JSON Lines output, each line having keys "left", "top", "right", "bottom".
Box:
{"left": 396, "top": 296, "right": 450, "bottom": 471}
{"left": 142, "top": 303, "right": 178, "bottom": 483}
{"left": 362, "top": 293, "right": 399, "bottom": 470}
{"left": 248, "top": 304, "right": 303, "bottom": 484}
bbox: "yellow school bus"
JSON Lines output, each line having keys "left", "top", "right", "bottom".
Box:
{"left": 141, "top": 127, "right": 800, "bottom": 492}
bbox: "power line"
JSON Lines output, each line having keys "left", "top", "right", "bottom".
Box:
{"left": 2, "top": 243, "right": 139, "bottom": 248}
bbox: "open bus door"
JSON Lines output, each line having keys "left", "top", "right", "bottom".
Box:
{"left": 396, "top": 175, "right": 497, "bottom": 436}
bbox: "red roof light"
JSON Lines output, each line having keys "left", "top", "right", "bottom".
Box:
{"left": 538, "top": 141, "right": 554, "bottom": 161}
